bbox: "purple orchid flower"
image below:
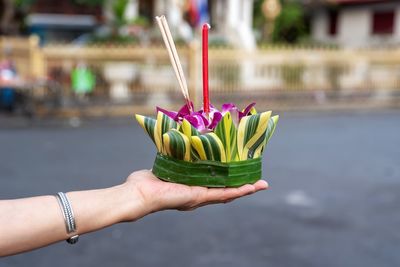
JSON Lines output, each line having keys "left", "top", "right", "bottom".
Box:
{"left": 157, "top": 102, "right": 256, "bottom": 132}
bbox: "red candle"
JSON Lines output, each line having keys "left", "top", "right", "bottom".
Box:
{"left": 202, "top": 23, "right": 210, "bottom": 114}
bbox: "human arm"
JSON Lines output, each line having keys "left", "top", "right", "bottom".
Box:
{"left": 0, "top": 170, "right": 268, "bottom": 257}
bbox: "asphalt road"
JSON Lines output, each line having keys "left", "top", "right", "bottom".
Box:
{"left": 1, "top": 110, "right": 400, "bottom": 267}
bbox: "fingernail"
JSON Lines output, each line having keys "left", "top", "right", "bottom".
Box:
{"left": 260, "top": 180, "right": 269, "bottom": 189}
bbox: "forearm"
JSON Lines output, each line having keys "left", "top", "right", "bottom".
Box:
{"left": 0, "top": 184, "right": 146, "bottom": 257}
{"left": 0, "top": 170, "right": 268, "bottom": 257}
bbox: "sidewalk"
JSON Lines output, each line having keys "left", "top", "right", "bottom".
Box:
{"left": 39, "top": 90, "right": 400, "bottom": 118}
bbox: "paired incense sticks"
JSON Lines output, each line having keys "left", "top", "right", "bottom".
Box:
{"left": 155, "top": 15, "right": 192, "bottom": 111}
{"left": 155, "top": 15, "right": 210, "bottom": 115}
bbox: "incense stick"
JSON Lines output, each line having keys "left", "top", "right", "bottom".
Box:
{"left": 155, "top": 15, "right": 192, "bottom": 110}
{"left": 160, "top": 16, "right": 190, "bottom": 99}
{"left": 155, "top": 16, "right": 185, "bottom": 97}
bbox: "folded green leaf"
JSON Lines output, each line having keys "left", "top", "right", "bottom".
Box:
{"left": 154, "top": 111, "right": 178, "bottom": 153}
{"left": 135, "top": 114, "right": 156, "bottom": 145}
{"left": 248, "top": 107, "right": 257, "bottom": 115}
{"left": 179, "top": 119, "right": 201, "bottom": 161}
{"left": 136, "top": 109, "right": 278, "bottom": 164}
{"left": 163, "top": 129, "right": 190, "bottom": 161}
{"left": 237, "top": 111, "right": 271, "bottom": 160}
{"left": 253, "top": 115, "right": 279, "bottom": 158}
{"left": 180, "top": 118, "right": 200, "bottom": 137}
{"left": 215, "top": 112, "right": 238, "bottom": 162}
{"left": 191, "top": 133, "right": 227, "bottom": 162}
{"left": 266, "top": 115, "right": 279, "bottom": 143}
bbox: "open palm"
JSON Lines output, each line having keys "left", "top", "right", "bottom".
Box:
{"left": 126, "top": 170, "right": 268, "bottom": 213}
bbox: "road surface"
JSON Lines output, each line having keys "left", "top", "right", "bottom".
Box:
{"left": 1, "top": 110, "right": 399, "bottom": 267}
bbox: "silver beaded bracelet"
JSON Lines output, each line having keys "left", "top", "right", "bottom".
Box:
{"left": 55, "top": 192, "right": 79, "bottom": 244}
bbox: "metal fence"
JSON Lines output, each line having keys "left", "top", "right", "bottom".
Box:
{"left": 1, "top": 36, "right": 400, "bottom": 116}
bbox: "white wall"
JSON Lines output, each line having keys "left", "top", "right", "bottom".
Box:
{"left": 311, "top": 3, "right": 400, "bottom": 48}
{"left": 338, "top": 7, "right": 370, "bottom": 47}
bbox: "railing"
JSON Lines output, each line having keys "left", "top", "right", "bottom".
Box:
{"left": 1, "top": 36, "right": 400, "bottom": 116}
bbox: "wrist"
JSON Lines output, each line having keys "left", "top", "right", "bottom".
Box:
{"left": 115, "top": 182, "right": 151, "bottom": 222}
{"left": 65, "top": 184, "right": 149, "bottom": 235}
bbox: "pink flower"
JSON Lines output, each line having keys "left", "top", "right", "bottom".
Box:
{"left": 157, "top": 102, "right": 256, "bottom": 132}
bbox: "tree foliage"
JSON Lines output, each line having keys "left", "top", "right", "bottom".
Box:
{"left": 253, "top": 0, "right": 307, "bottom": 44}
{"left": 272, "top": 1, "right": 306, "bottom": 43}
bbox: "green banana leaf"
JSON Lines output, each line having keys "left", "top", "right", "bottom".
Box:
{"left": 180, "top": 118, "right": 200, "bottom": 137}
{"left": 254, "top": 115, "right": 279, "bottom": 158}
{"left": 237, "top": 111, "right": 271, "bottom": 160}
{"left": 136, "top": 108, "right": 278, "bottom": 187}
{"left": 191, "top": 133, "right": 227, "bottom": 162}
{"left": 179, "top": 119, "right": 201, "bottom": 160}
{"left": 162, "top": 129, "right": 191, "bottom": 161}
{"left": 215, "top": 112, "right": 238, "bottom": 162}
{"left": 154, "top": 111, "right": 178, "bottom": 153}
{"left": 135, "top": 114, "right": 156, "bottom": 145}
{"left": 152, "top": 153, "right": 262, "bottom": 187}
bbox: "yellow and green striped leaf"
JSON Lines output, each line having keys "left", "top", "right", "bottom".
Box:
{"left": 191, "top": 133, "right": 227, "bottom": 162}
{"left": 162, "top": 129, "right": 190, "bottom": 161}
{"left": 135, "top": 114, "right": 156, "bottom": 145}
{"left": 250, "top": 114, "right": 279, "bottom": 158}
{"left": 154, "top": 111, "right": 178, "bottom": 153}
{"left": 253, "top": 115, "right": 279, "bottom": 158}
{"left": 248, "top": 107, "right": 257, "bottom": 115}
{"left": 180, "top": 118, "right": 200, "bottom": 137}
{"left": 237, "top": 111, "right": 271, "bottom": 160}
{"left": 215, "top": 112, "right": 238, "bottom": 162}
{"left": 266, "top": 115, "right": 279, "bottom": 143}
{"left": 179, "top": 119, "right": 201, "bottom": 161}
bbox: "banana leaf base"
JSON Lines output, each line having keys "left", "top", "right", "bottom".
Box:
{"left": 152, "top": 153, "right": 262, "bottom": 187}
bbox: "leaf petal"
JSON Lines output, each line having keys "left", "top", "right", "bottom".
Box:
{"left": 215, "top": 112, "right": 238, "bottom": 162}
{"left": 253, "top": 115, "right": 279, "bottom": 158}
{"left": 156, "top": 107, "right": 178, "bottom": 120}
{"left": 163, "top": 129, "right": 190, "bottom": 161}
{"left": 179, "top": 119, "right": 201, "bottom": 160}
{"left": 135, "top": 114, "right": 156, "bottom": 145}
{"left": 154, "top": 111, "right": 178, "bottom": 153}
{"left": 180, "top": 118, "right": 200, "bottom": 137}
{"left": 191, "top": 133, "right": 226, "bottom": 162}
{"left": 266, "top": 115, "right": 279, "bottom": 143}
{"left": 237, "top": 111, "right": 271, "bottom": 160}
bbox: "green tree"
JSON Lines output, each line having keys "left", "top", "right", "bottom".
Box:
{"left": 272, "top": 1, "right": 306, "bottom": 43}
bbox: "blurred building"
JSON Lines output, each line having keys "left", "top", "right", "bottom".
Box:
{"left": 21, "top": 0, "right": 255, "bottom": 48}
{"left": 140, "top": 0, "right": 256, "bottom": 49}
{"left": 26, "top": 0, "right": 101, "bottom": 43}
{"left": 311, "top": 0, "right": 400, "bottom": 47}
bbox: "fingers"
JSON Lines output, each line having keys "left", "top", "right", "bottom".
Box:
{"left": 253, "top": 180, "right": 269, "bottom": 191}
{"left": 195, "top": 180, "right": 269, "bottom": 205}
{"left": 185, "top": 180, "right": 269, "bottom": 211}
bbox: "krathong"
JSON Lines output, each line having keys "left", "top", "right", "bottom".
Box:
{"left": 135, "top": 16, "right": 279, "bottom": 187}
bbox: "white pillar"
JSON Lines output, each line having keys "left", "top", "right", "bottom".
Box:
{"left": 243, "top": 0, "right": 253, "bottom": 30}
{"left": 224, "top": 0, "right": 255, "bottom": 50}
{"left": 225, "top": 0, "right": 256, "bottom": 88}
{"left": 124, "top": 0, "right": 139, "bottom": 21}
{"left": 165, "top": 0, "right": 193, "bottom": 41}
{"left": 227, "top": 0, "right": 240, "bottom": 29}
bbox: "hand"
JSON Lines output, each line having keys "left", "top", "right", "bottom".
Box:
{"left": 122, "top": 170, "right": 268, "bottom": 220}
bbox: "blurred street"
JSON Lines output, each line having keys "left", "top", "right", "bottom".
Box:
{"left": 1, "top": 110, "right": 399, "bottom": 267}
